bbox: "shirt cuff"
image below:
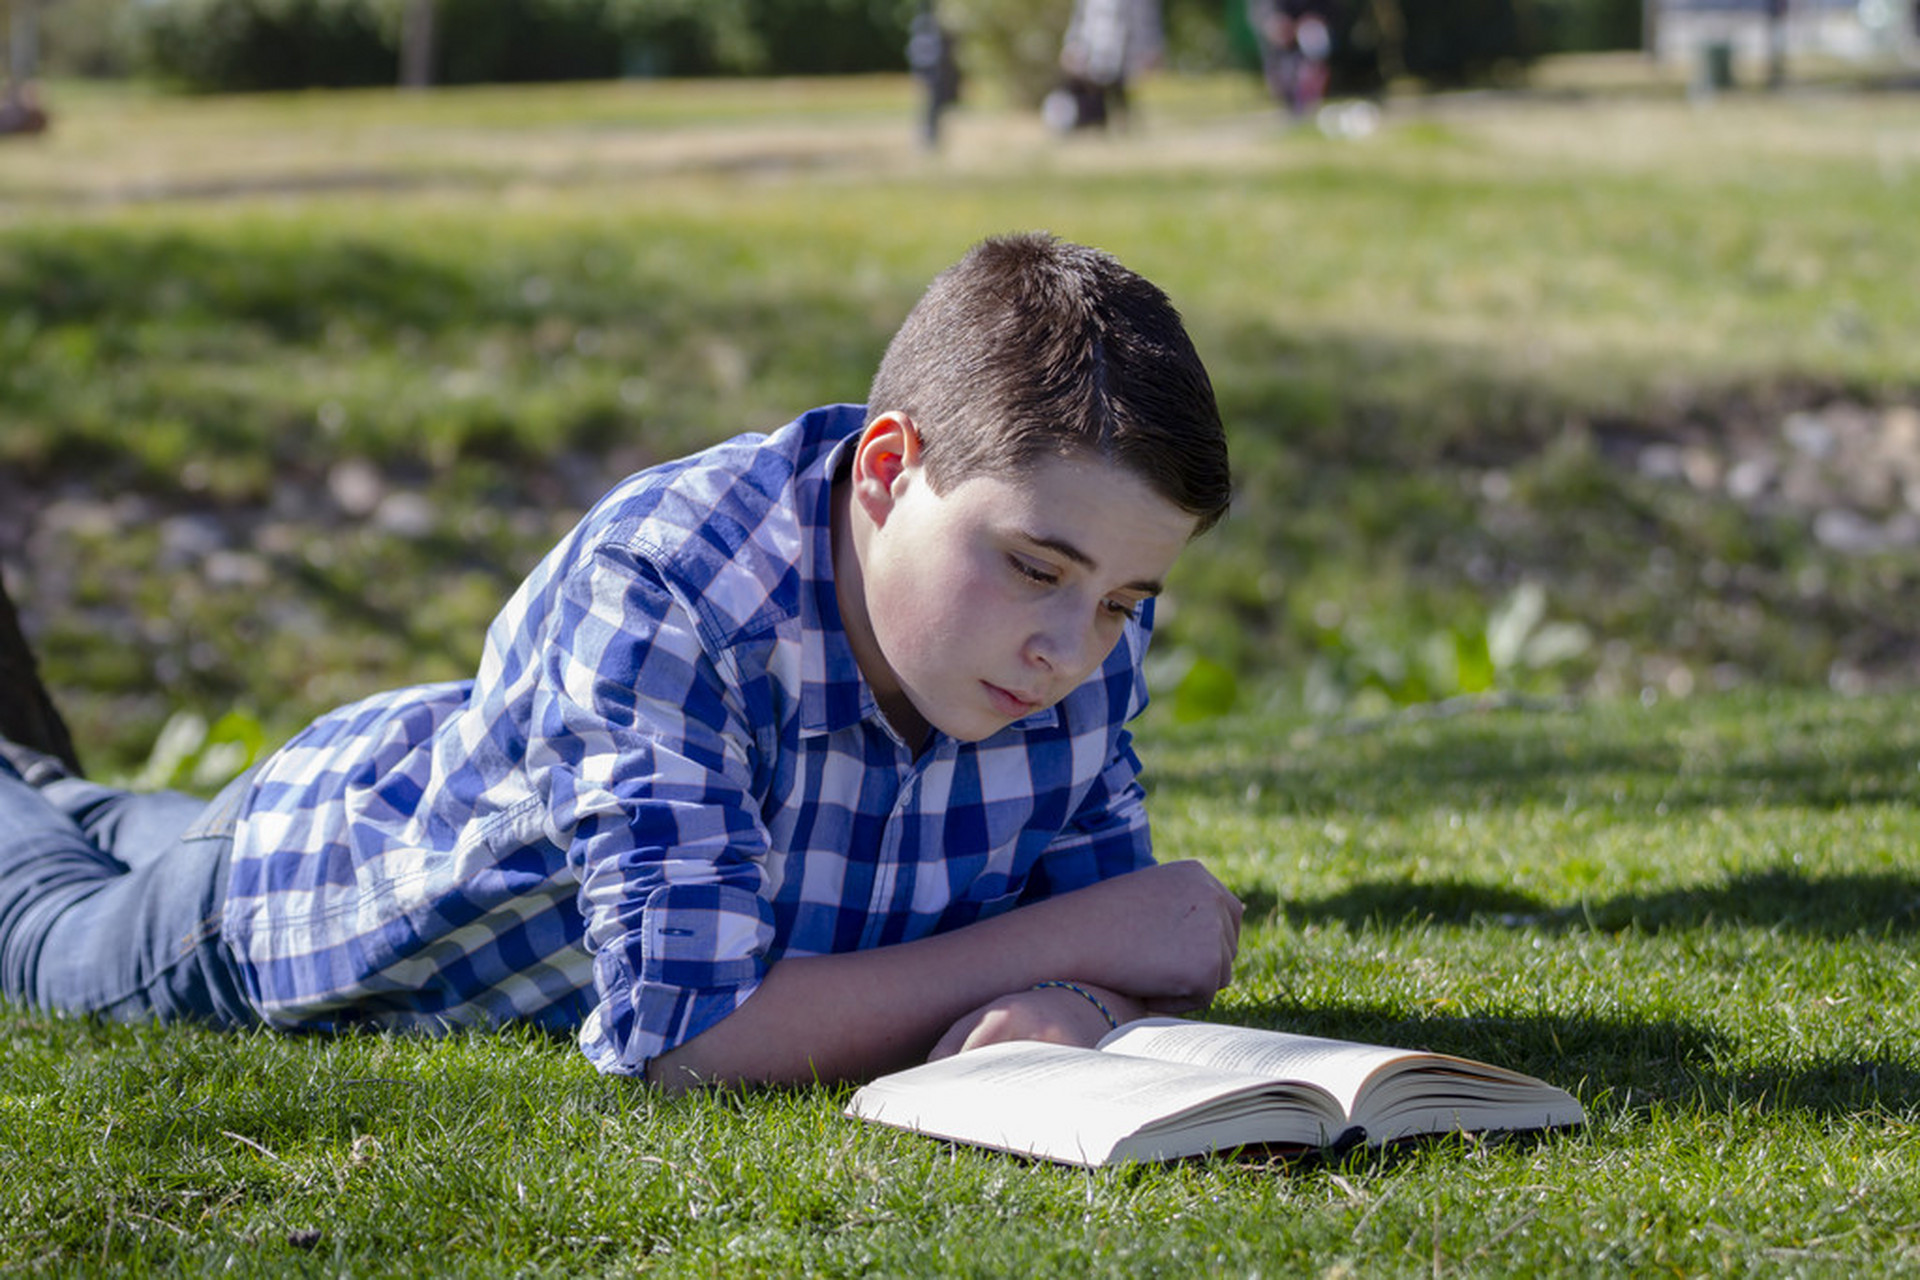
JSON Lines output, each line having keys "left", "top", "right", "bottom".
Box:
{"left": 576, "top": 881, "right": 775, "bottom": 1075}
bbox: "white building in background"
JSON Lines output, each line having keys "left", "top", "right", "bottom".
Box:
{"left": 1652, "top": 0, "right": 1920, "bottom": 70}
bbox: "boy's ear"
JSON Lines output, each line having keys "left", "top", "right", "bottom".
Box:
{"left": 851, "top": 412, "right": 922, "bottom": 524}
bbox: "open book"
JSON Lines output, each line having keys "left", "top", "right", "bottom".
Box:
{"left": 846, "top": 1017, "right": 1585, "bottom": 1168}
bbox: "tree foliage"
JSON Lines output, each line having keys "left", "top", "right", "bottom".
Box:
{"left": 128, "top": 0, "right": 920, "bottom": 90}
{"left": 103, "top": 0, "right": 1643, "bottom": 92}
{"left": 936, "top": 0, "right": 1076, "bottom": 106}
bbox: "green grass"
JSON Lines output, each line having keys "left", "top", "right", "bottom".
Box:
{"left": 5, "top": 690, "right": 1918, "bottom": 1274}
{"left": 3, "top": 68, "right": 1920, "bottom": 1272}
{"left": 3, "top": 68, "right": 1919, "bottom": 767}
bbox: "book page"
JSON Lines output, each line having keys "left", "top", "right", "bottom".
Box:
{"left": 1099, "top": 1018, "right": 1418, "bottom": 1115}
{"left": 846, "top": 1040, "right": 1343, "bottom": 1166}
{"left": 1100, "top": 1019, "right": 1584, "bottom": 1139}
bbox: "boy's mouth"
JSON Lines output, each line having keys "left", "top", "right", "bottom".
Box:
{"left": 982, "top": 682, "right": 1042, "bottom": 717}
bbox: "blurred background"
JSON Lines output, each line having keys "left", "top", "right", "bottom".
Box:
{"left": 3, "top": 0, "right": 1917, "bottom": 780}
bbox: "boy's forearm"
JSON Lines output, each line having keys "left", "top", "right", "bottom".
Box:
{"left": 646, "top": 897, "right": 1097, "bottom": 1091}
{"left": 646, "top": 859, "right": 1239, "bottom": 1091}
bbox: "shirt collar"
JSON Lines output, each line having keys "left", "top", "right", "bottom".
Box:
{"left": 797, "top": 425, "right": 878, "bottom": 737}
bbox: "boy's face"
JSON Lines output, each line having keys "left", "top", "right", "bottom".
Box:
{"left": 841, "top": 415, "right": 1197, "bottom": 746}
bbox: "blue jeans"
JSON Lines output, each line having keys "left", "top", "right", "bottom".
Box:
{"left": 0, "top": 759, "right": 259, "bottom": 1027}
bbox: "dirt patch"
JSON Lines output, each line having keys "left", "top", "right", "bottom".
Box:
{"left": 1588, "top": 386, "right": 1920, "bottom": 555}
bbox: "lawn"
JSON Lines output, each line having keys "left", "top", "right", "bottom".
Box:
{"left": 2, "top": 62, "right": 1919, "bottom": 1274}
{"left": 4, "top": 65, "right": 1919, "bottom": 767}
{"left": 4, "top": 690, "right": 1917, "bottom": 1274}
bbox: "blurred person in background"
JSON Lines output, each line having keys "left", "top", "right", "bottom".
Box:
{"left": 907, "top": 1, "right": 962, "bottom": 150}
{"left": 1248, "top": 0, "right": 1332, "bottom": 121}
{"left": 1047, "top": 0, "right": 1164, "bottom": 132}
{"left": 2, "top": 0, "right": 49, "bottom": 136}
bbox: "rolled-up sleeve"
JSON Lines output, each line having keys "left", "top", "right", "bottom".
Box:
{"left": 536, "top": 543, "right": 777, "bottom": 1075}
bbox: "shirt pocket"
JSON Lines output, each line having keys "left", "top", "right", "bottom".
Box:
{"left": 925, "top": 885, "right": 1028, "bottom": 936}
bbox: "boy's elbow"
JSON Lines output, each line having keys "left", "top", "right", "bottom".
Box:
{"left": 645, "top": 1037, "right": 758, "bottom": 1093}
{"left": 641, "top": 1018, "right": 829, "bottom": 1093}
{"left": 643, "top": 1048, "right": 710, "bottom": 1094}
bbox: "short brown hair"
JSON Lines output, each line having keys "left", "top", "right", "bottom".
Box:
{"left": 866, "top": 233, "right": 1231, "bottom": 534}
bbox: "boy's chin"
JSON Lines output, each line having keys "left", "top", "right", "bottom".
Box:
{"left": 921, "top": 715, "right": 988, "bottom": 744}
{"left": 905, "top": 683, "right": 1048, "bottom": 744}
{"left": 932, "top": 706, "right": 1031, "bottom": 744}
{"left": 908, "top": 702, "right": 995, "bottom": 745}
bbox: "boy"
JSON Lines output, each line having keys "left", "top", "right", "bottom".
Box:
{"left": 0, "top": 232, "right": 1241, "bottom": 1091}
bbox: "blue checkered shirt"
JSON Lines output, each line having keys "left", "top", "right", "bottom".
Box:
{"left": 221, "top": 404, "right": 1158, "bottom": 1074}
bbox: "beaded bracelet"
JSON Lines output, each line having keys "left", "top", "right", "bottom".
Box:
{"left": 1030, "top": 979, "right": 1119, "bottom": 1031}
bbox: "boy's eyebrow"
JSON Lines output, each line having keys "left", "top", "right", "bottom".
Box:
{"left": 1020, "top": 532, "right": 1165, "bottom": 596}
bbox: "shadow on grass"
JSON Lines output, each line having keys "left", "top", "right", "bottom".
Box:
{"left": 1220, "top": 1000, "right": 1720, "bottom": 1077}
{"left": 1269, "top": 868, "right": 1920, "bottom": 937}
{"left": 1156, "top": 713, "right": 1920, "bottom": 818}
{"left": 1220, "top": 1001, "right": 1920, "bottom": 1122}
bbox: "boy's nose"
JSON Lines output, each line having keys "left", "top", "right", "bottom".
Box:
{"left": 1029, "top": 612, "right": 1095, "bottom": 676}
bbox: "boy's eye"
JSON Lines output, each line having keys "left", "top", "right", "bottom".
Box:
{"left": 1009, "top": 555, "right": 1058, "bottom": 586}
{"left": 1008, "top": 553, "right": 1140, "bottom": 621}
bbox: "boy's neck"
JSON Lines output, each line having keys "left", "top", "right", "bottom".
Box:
{"left": 830, "top": 466, "right": 932, "bottom": 754}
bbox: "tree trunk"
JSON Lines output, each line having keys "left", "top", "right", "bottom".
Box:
{"left": 400, "top": 0, "right": 437, "bottom": 89}
{"left": 1766, "top": 0, "right": 1789, "bottom": 90}
{"left": 7, "top": 0, "right": 39, "bottom": 87}
{"left": 0, "top": 572, "right": 82, "bottom": 775}
{"left": 1369, "top": 0, "right": 1406, "bottom": 84}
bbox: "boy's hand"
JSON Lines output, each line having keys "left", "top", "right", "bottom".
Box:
{"left": 1058, "top": 859, "right": 1243, "bottom": 1010}
{"left": 928, "top": 982, "right": 1144, "bottom": 1061}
